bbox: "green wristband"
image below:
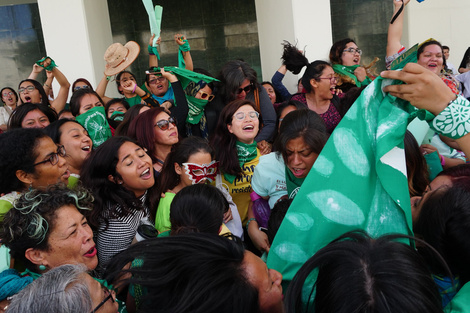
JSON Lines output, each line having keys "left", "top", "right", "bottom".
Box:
{"left": 246, "top": 218, "right": 256, "bottom": 230}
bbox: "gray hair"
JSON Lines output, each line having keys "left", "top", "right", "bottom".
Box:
{"left": 6, "top": 264, "right": 93, "bottom": 313}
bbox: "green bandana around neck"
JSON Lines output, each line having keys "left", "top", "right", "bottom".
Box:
{"left": 186, "top": 96, "right": 208, "bottom": 124}
{"left": 76, "top": 106, "right": 112, "bottom": 148}
{"left": 223, "top": 141, "right": 258, "bottom": 184}
{"left": 285, "top": 166, "right": 305, "bottom": 199}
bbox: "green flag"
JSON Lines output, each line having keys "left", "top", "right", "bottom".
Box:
{"left": 267, "top": 75, "right": 423, "bottom": 285}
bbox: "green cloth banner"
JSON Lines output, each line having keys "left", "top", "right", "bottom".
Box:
{"left": 267, "top": 75, "right": 421, "bottom": 285}
{"left": 76, "top": 106, "right": 112, "bottom": 148}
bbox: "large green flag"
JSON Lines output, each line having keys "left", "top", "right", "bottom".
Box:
{"left": 267, "top": 75, "right": 423, "bottom": 284}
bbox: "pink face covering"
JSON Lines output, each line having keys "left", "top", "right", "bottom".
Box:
{"left": 182, "top": 160, "right": 219, "bottom": 184}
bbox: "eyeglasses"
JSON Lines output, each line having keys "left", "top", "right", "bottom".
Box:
{"left": 90, "top": 284, "right": 114, "bottom": 313}
{"left": 155, "top": 117, "right": 177, "bottom": 130}
{"left": 74, "top": 85, "right": 90, "bottom": 91}
{"left": 2, "top": 92, "right": 13, "bottom": 97}
{"left": 236, "top": 84, "right": 252, "bottom": 95}
{"left": 197, "top": 90, "right": 214, "bottom": 101}
{"left": 343, "top": 48, "right": 362, "bottom": 55}
{"left": 18, "top": 86, "right": 35, "bottom": 94}
{"left": 318, "top": 76, "right": 339, "bottom": 84}
{"left": 33, "top": 145, "right": 66, "bottom": 167}
{"left": 233, "top": 111, "right": 259, "bottom": 121}
{"left": 149, "top": 77, "right": 166, "bottom": 85}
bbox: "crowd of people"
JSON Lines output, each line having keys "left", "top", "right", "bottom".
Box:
{"left": 0, "top": 0, "right": 470, "bottom": 312}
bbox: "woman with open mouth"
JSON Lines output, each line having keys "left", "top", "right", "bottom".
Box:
{"left": 45, "top": 119, "right": 93, "bottom": 188}
{"left": 290, "top": 61, "right": 352, "bottom": 134}
{"left": 0, "top": 184, "right": 98, "bottom": 311}
{"left": 329, "top": 38, "right": 375, "bottom": 93}
{"left": 0, "top": 87, "right": 18, "bottom": 131}
{"left": 80, "top": 136, "right": 157, "bottom": 276}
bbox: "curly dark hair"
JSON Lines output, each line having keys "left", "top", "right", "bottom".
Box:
{"left": 281, "top": 40, "right": 309, "bottom": 74}
{"left": 0, "top": 183, "right": 93, "bottom": 271}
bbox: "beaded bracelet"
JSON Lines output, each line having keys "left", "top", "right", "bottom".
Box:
{"left": 246, "top": 218, "right": 256, "bottom": 231}
{"left": 430, "top": 95, "right": 470, "bottom": 139}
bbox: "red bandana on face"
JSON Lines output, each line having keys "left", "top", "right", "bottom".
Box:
{"left": 182, "top": 160, "right": 219, "bottom": 184}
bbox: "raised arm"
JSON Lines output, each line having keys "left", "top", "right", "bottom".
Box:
{"left": 28, "top": 64, "right": 44, "bottom": 80}
{"left": 381, "top": 63, "right": 470, "bottom": 158}
{"left": 36, "top": 57, "right": 71, "bottom": 112}
{"left": 271, "top": 65, "right": 292, "bottom": 101}
{"left": 149, "top": 34, "right": 161, "bottom": 68}
{"left": 96, "top": 74, "right": 113, "bottom": 104}
{"left": 175, "top": 34, "right": 193, "bottom": 71}
{"left": 386, "top": 0, "right": 410, "bottom": 59}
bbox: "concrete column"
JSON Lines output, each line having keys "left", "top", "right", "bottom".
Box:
{"left": 37, "top": 0, "right": 118, "bottom": 100}
{"left": 255, "top": 0, "right": 332, "bottom": 94}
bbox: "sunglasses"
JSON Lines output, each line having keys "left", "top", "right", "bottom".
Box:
{"left": 236, "top": 84, "right": 252, "bottom": 95}
{"left": 33, "top": 145, "right": 66, "bottom": 167}
{"left": 149, "top": 77, "right": 166, "bottom": 85}
{"left": 343, "top": 48, "right": 362, "bottom": 55}
{"left": 18, "top": 86, "right": 35, "bottom": 94}
{"left": 155, "top": 117, "right": 177, "bottom": 130}
{"left": 197, "top": 90, "right": 214, "bottom": 101}
{"left": 74, "top": 85, "right": 91, "bottom": 91}
{"left": 233, "top": 111, "right": 259, "bottom": 121}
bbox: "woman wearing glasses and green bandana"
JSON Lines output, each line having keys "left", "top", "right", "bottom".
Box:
{"left": 329, "top": 38, "right": 375, "bottom": 93}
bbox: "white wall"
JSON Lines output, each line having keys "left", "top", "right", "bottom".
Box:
{"left": 255, "top": 0, "right": 332, "bottom": 94}
{"left": 37, "top": 0, "right": 117, "bottom": 100}
{"left": 405, "top": 0, "right": 470, "bottom": 70}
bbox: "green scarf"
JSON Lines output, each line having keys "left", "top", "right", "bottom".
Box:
{"left": 332, "top": 63, "right": 371, "bottom": 87}
{"left": 76, "top": 106, "right": 112, "bottom": 148}
{"left": 285, "top": 166, "right": 305, "bottom": 199}
{"left": 223, "top": 141, "right": 257, "bottom": 184}
{"left": 268, "top": 73, "right": 419, "bottom": 289}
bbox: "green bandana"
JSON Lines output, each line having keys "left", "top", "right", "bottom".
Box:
{"left": 186, "top": 96, "right": 208, "bottom": 124}
{"left": 76, "top": 106, "right": 112, "bottom": 148}
{"left": 268, "top": 74, "right": 420, "bottom": 288}
{"left": 332, "top": 63, "right": 371, "bottom": 87}
{"left": 35, "top": 56, "right": 57, "bottom": 71}
{"left": 178, "top": 40, "right": 191, "bottom": 69}
{"left": 285, "top": 166, "right": 305, "bottom": 199}
{"left": 223, "top": 141, "right": 258, "bottom": 184}
{"left": 110, "top": 110, "right": 125, "bottom": 122}
{"left": 152, "top": 66, "right": 219, "bottom": 90}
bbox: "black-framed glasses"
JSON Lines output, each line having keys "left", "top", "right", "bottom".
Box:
{"left": 343, "top": 48, "right": 362, "bottom": 55}
{"left": 236, "top": 84, "right": 252, "bottom": 95}
{"left": 74, "top": 85, "right": 90, "bottom": 91}
{"left": 18, "top": 86, "right": 35, "bottom": 94}
{"left": 318, "top": 76, "right": 339, "bottom": 84}
{"left": 2, "top": 92, "right": 13, "bottom": 97}
{"left": 149, "top": 77, "right": 166, "bottom": 85}
{"left": 233, "top": 111, "right": 259, "bottom": 121}
{"left": 33, "top": 145, "right": 66, "bottom": 167}
{"left": 155, "top": 117, "right": 177, "bottom": 130}
{"left": 90, "top": 285, "right": 114, "bottom": 313}
{"left": 197, "top": 90, "right": 214, "bottom": 101}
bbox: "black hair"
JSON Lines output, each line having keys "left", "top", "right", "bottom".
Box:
{"left": 104, "top": 233, "right": 260, "bottom": 313}
{"left": 115, "top": 104, "right": 148, "bottom": 136}
{"left": 216, "top": 60, "right": 261, "bottom": 104}
{"left": 170, "top": 184, "right": 228, "bottom": 235}
{"left": 105, "top": 98, "right": 130, "bottom": 117}
{"left": 116, "top": 70, "right": 137, "bottom": 95}
{"left": 0, "top": 128, "right": 48, "bottom": 194}
{"left": 69, "top": 88, "right": 105, "bottom": 117}
{"left": 266, "top": 198, "right": 292, "bottom": 244}
{"left": 414, "top": 178, "right": 470, "bottom": 285}
{"left": 0, "top": 184, "right": 93, "bottom": 271}
{"left": 285, "top": 231, "right": 443, "bottom": 313}
{"left": 80, "top": 136, "right": 149, "bottom": 229}
{"left": 301, "top": 61, "right": 332, "bottom": 93}
{"left": 281, "top": 41, "right": 309, "bottom": 74}
{"left": 261, "top": 81, "right": 282, "bottom": 103}
{"left": 0, "top": 87, "right": 19, "bottom": 105}
{"left": 44, "top": 119, "right": 86, "bottom": 145}
{"left": 155, "top": 136, "right": 214, "bottom": 220}
{"left": 8, "top": 103, "right": 57, "bottom": 130}
{"left": 274, "top": 109, "right": 328, "bottom": 163}
{"left": 18, "top": 79, "right": 49, "bottom": 107}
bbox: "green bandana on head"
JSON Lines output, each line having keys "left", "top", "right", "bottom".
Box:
{"left": 267, "top": 74, "right": 420, "bottom": 289}
{"left": 285, "top": 166, "right": 305, "bottom": 199}
{"left": 223, "top": 141, "right": 258, "bottom": 184}
{"left": 76, "top": 106, "right": 112, "bottom": 148}
{"left": 332, "top": 64, "right": 371, "bottom": 87}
